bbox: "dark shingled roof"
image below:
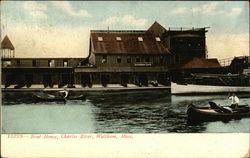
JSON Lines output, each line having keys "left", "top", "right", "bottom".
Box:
{"left": 175, "top": 58, "right": 221, "bottom": 69}
{"left": 1, "top": 35, "right": 15, "bottom": 50}
{"left": 91, "top": 32, "right": 170, "bottom": 54}
{"left": 147, "top": 21, "right": 167, "bottom": 35}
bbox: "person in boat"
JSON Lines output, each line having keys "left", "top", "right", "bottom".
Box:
{"left": 59, "top": 88, "right": 69, "bottom": 99}
{"left": 228, "top": 93, "right": 239, "bottom": 109}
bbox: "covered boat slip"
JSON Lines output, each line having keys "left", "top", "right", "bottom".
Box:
{"left": 171, "top": 82, "right": 250, "bottom": 95}
{"left": 1, "top": 83, "right": 170, "bottom": 92}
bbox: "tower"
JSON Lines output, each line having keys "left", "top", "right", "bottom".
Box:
{"left": 1, "top": 35, "right": 15, "bottom": 58}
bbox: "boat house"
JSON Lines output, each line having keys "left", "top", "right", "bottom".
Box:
{"left": 1, "top": 22, "right": 211, "bottom": 89}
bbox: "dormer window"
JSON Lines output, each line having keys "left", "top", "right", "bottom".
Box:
{"left": 138, "top": 37, "right": 143, "bottom": 41}
{"left": 98, "top": 37, "right": 103, "bottom": 41}
{"left": 102, "top": 55, "right": 107, "bottom": 63}
{"left": 32, "top": 60, "right": 37, "bottom": 67}
{"left": 63, "top": 59, "right": 68, "bottom": 67}
{"left": 117, "top": 56, "right": 121, "bottom": 63}
{"left": 116, "top": 37, "right": 122, "bottom": 41}
{"left": 48, "top": 60, "right": 55, "bottom": 67}
{"left": 17, "top": 60, "right": 20, "bottom": 66}
{"left": 155, "top": 37, "right": 161, "bottom": 41}
{"left": 3, "top": 60, "right": 11, "bottom": 67}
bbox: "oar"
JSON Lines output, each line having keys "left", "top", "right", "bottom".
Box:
{"left": 209, "top": 101, "right": 219, "bottom": 109}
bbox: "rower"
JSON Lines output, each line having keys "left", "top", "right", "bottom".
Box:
{"left": 228, "top": 93, "right": 239, "bottom": 109}
{"left": 59, "top": 88, "right": 69, "bottom": 99}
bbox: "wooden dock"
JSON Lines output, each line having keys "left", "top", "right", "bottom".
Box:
{"left": 1, "top": 84, "right": 170, "bottom": 92}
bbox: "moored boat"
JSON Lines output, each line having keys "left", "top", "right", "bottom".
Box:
{"left": 33, "top": 94, "right": 86, "bottom": 102}
{"left": 171, "top": 82, "right": 250, "bottom": 94}
{"left": 187, "top": 103, "right": 250, "bottom": 122}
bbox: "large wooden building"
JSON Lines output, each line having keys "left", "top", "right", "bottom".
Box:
{"left": 75, "top": 22, "right": 172, "bottom": 87}
{"left": 1, "top": 22, "right": 209, "bottom": 88}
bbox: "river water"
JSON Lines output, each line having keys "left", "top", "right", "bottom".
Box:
{"left": 2, "top": 91, "right": 250, "bottom": 133}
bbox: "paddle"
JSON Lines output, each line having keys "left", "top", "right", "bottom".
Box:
{"left": 209, "top": 101, "right": 232, "bottom": 113}
{"left": 209, "top": 101, "right": 219, "bottom": 109}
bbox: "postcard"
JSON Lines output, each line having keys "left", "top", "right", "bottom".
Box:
{"left": 1, "top": 1, "right": 249, "bottom": 157}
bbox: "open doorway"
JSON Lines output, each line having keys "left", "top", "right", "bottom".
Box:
{"left": 101, "top": 74, "right": 110, "bottom": 87}
{"left": 138, "top": 73, "right": 148, "bottom": 86}
{"left": 43, "top": 74, "right": 52, "bottom": 88}
{"left": 121, "top": 73, "right": 129, "bottom": 87}
{"left": 81, "top": 73, "right": 92, "bottom": 87}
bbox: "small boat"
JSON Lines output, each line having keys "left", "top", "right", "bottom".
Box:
{"left": 187, "top": 103, "right": 250, "bottom": 122}
{"left": 34, "top": 94, "right": 86, "bottom": 102}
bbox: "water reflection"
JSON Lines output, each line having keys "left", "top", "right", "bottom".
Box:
{"left": 2, "top": 91, "right": 250, "bottom": 133}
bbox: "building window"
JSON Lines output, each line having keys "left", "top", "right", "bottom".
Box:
{"left": 63, "top": 59, "right": 68, "bottom": 67}
{"left": 117, "top": 57, "right": 122, "bottom": 63}
{"left": 17, "top": 60, "right": 20, "bottom": 66}
{"left": 102, "top": 55, "right": 107, "bottom": 63}
{"left": 32, "top": 60, "right": 36, "bottom": 67}
{"left": 3, "top": 61, "right": 11, "bottom": 67}
{"left": 145, "top": 57, "right": 150, "bottom": 62}
{"left": 48, "top": 60, "right": 55, "bottom": 67}
{"left": 127, "top": 57, "right": 131, "bottom": 63}
{"left": 136, "top": 57, "right": 141, "bottom": 62}
{"left": 160, "top": 57, "right": 163, "bottom": 64}
{"left": 138, "top": 37, "right": 143, "bottom": 42}
{"left": 98, "top": 37, "right": 103, "bottom": 41}
{"left": 155, "top": 37, "right": 161, "bottom": 41}
{"left": 116, "top": 37, "right": 122, "bottom": 41}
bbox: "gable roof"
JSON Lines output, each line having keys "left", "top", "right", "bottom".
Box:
{"left": 1, "top": 35, "right": 15, "bottom": 50}
{"left": 90, "top": 31, "right": 170, "bottom": 54}
{"left": 147, "top": 21, "right": 167, "bottom": 35}
{"left": 176, "top": 58, "right": 221, "bottom": 69}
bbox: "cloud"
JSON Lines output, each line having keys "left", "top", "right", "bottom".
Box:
{"left": 52, "top": 1, "right": 91, "bottom": 17}
{"left": 122, "top": 15, "right": 147, "bottom": 27}
{"left": 170, "top": 2, "right": 243, "bottom": 17}
{"left": 23, "top": 1, "right": 47, "bottom": 11}
{"left": 101, "top": 15, "right": 147, "bottom": 28}
{"left": 207, "top": 33, "right": 249, "bottom": 59}
{"left": 23, "top": 1, "right": 47, "bottom": 19}
{"left": 191, "top": 2, "right": 223, "bottom": 15}
{"left": 227, "top": 8, "right": 243, "bottom": 16}
{"left": 171, "top": 7, "right": 188, "bottom": 14}
{"left": 5, "top": 21, "right": 91, "bottom": 58}
{"left": 101, "top": 17, "right": 119, "bottom": 26}
{"left": 29, "top": 11, "right": 48, "bottom": 19}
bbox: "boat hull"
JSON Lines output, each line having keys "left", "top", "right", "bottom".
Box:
{"left": 171, "top": 82, "right": 250, "bottom": 94}
{"left": 187, "top": 104, "right": 250, "bottom": 122}
{"left": 34, "top": 94, "right": 85, "bottom": 102}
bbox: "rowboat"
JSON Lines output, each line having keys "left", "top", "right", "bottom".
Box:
{"left": 187, "top": 103, "right": 250, "bottom": 122}
{"left": 33, "top": 94, "right": 86, "bottom": 102}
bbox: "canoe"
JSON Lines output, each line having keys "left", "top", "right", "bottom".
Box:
{"left": 34, "top": 94, "right": 85, "bottom": 102}
{"left": 187, "top": 103, "right": 250, "bottom": 122}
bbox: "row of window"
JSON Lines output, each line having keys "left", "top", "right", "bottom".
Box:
{"left": 101, "top": 55, "right": 164, "bottom": 64}
{"left": 3, "top": 60, "right": 69, "bottom": 67}
{"left": 32, "top": 60, "right": 68, "bottom": 67}
{"left": 97, "top": 37, "right": 161, "bottom": 42}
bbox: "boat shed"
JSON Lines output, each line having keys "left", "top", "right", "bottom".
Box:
{"left": 75, "top": 22, "right": 172, "bottom": 87}
{"left": 170, "top": 58, "right": 223, "bottom": 82}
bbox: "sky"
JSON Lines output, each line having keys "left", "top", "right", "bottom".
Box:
{"left": 1, "top": 1, "right": 249, "bottom": 59}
